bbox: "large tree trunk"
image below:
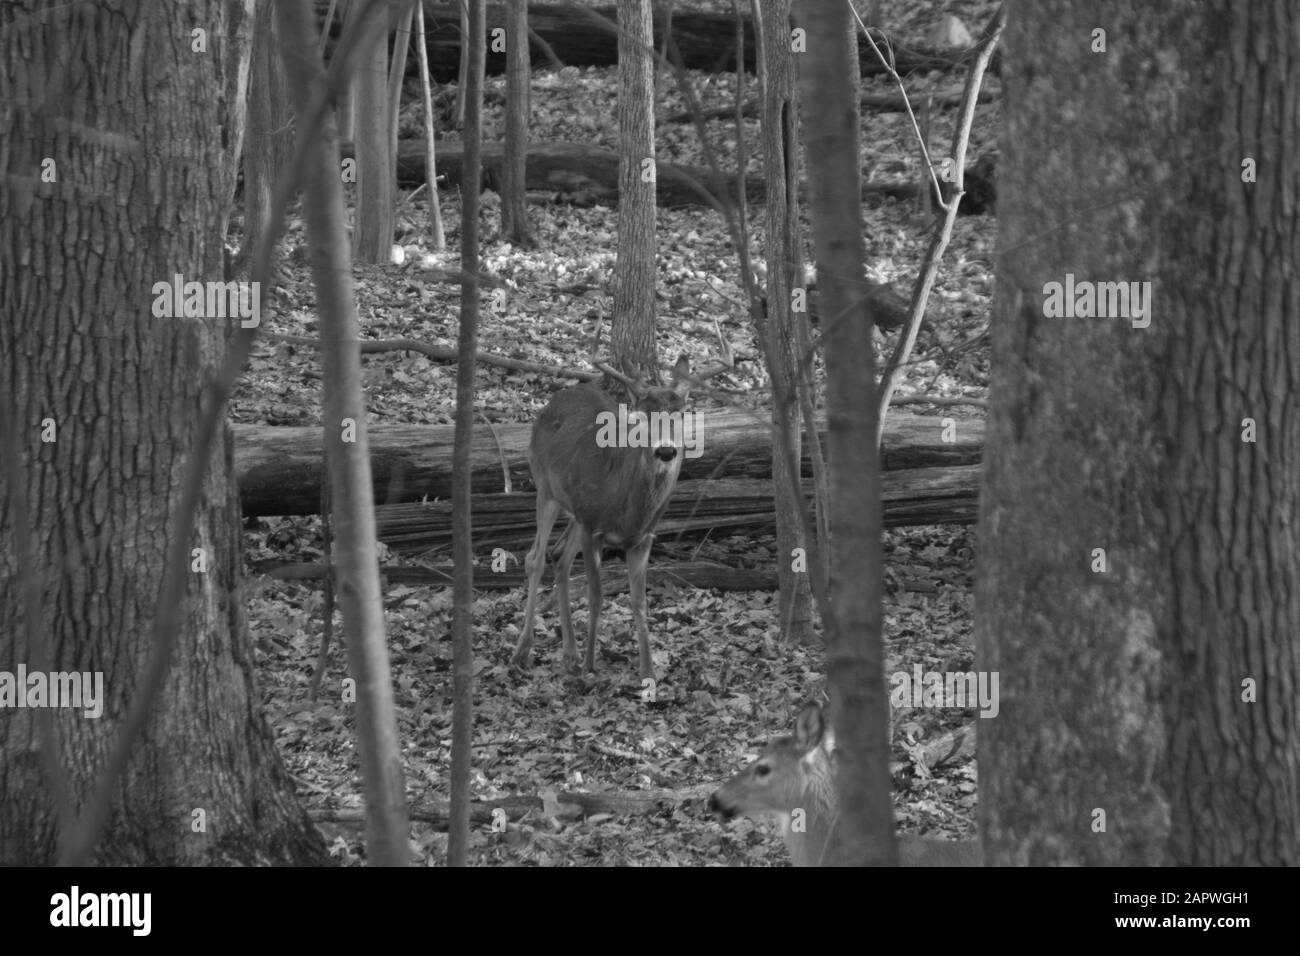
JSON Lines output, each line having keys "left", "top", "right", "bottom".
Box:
{"left": 976, "top": 0, "right": 1300, "bottom": 866}
{"left": 0, "top": 0, "right": 326, "bottom": 865}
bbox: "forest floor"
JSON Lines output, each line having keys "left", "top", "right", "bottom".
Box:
{"left": 233, "top": 0, "right": 998, "bottom": 865}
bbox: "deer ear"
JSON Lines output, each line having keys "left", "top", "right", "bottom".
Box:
{"left": 793, "top": 702, "right": 825, "bottom": 751}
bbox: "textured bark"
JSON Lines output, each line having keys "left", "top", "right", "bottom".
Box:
{"left": 609, "top": 0, "right": 656, "bottom": 381}
{"left": 975, "top": 1, "right": 1299, "bottom": 865}
{"left": 500, "top": 0, "right": 532, "bottom": 243}
{"left": 0, "top": 0, "right": 326, "bottom": 865}
{"left": 757, "top": 0, "right": 813, "bottom": 643}
{"left": 353, "top": 2, "right": 395, "bottom": 263}
{"left": 241, "top": 0, "right": 293, "bottom": 274}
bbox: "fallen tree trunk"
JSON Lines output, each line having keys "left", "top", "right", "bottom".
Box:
{"left": 251, "top": 467, "right": 978, "bottom": 584}
{"left": 401, "top": 141, "right": 763, "bottom": 209}
{"left": 319, "top": 2, "right": 993, "bottom": 83}
{"left": 664, "top": 89, "right": 997, "bottom": 124}
{"left": 309, "top": 786, "right": 714, "bottom": 829}
{"left": 399, "top": 141, "right": 994, "bottom": 215}
{"left": 258, "top": 560, "right": 781, "bottom": 593}
{"left": 369, "top": 468, "right": 980, "bottom": 556}
{"left": 233, "top": 411, "right": 983, "bottom": 517}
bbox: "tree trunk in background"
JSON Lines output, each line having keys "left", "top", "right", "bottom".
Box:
{"left": 337, "top": 0, "right": 358, "bottom": 142}
{"left": 414, "top": 1, "right": 447, "bottom": 249}
{"left": 0, "top": 0, "right": 326, "bottom": 865}
{"left": 757, "top": 0, "right": 813, "bottom": 644}
{"left": 353, "top": 0, "right": 395, "bottom": 263}
{"left": 798, "top": 0, "right": 891, "bottom": 867}
{"left": 610, "top": 0, "right": 657, "bottom": 381}
{"left": 501, "top": 0, "right": 532, "bottom": 244}
{"left": 975, "top": 0, "right": 1300, "bottom": 866}
{"left": 386, "top": 3, "right": 413, "bottom": 221}
{"left": 243, "top": 0, "right": 293, "bottom": 274}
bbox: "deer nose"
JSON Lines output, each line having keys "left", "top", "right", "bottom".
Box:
{"left": 654, "top": 444, "right": 679, "bottom": 462}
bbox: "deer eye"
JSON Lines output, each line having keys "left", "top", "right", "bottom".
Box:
{"left": 755, "top": 764, "right": 771, "bottom": 779}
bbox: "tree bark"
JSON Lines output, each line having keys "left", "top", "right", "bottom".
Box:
{"left": 501, "top": 0, "right": 532, "bottom": 243}
{"left": 353, "top": 0, "right": 395, "bottom": 263}
{"left": 0, "top": 0, "right": 325, "bottom": 865}
{"left": 241, "top": 0, "right": 293, "bottom": 275}
{"left": 975, "top": 0, "right": 1300, "bottom": 865}
{"left": 610, "top": 0, "right": 657, "bottom": 381}
{"left": 757, "top": 0, "right": 814, "bottom": 643}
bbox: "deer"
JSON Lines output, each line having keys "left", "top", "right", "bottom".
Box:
{"left": 511, "top": 354, "right": 694, "bottom": 680}
{"left": 710, "top": 702, "right": 983, "bottom": 866}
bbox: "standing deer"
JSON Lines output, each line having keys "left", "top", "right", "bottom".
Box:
{"left": 511, "top": 355, "right": 693, "bottom": 679}
{"left": 710, "top": 702, "right": 983, "bottom": 866}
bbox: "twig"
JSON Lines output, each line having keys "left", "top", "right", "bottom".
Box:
{"left": 870, "top": 4, "right": 1007, "bottom": 447}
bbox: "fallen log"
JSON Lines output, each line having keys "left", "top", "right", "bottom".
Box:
{"left": 251, "top": 466, "right": 978, "bottom": 589}
{"left": 369, "top": 468, "right": 981, "bottom": 557}
{"left": 664, "top": 89, "right": 997, "bottom": 124}
{"left": 399, "top": 141, "right": 994, "bottom": 214}
{"left": 233, "top": 411, "right": 983, "bottom": 517}
{"left": 258, "top": 560, "right": 781, "bottom": 593}
{"left": 401, "top": 141, "right": 763, "bottom": 209}
{"left": 319, "top": 2, "right": 993, "bottom": 83}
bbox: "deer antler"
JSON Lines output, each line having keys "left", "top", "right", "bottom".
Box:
{"left": 593, "top": 349, "right": 735, "bottom": 393}
{"left": 592, "top": 358, "right": 644, "bottom": 396}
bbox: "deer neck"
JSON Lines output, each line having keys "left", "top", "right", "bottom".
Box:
{"left": 614, "top": 448, "right": 681, "bottom": 529}
{"left": 783, "top": 751, "right": 838, "bottom": 867}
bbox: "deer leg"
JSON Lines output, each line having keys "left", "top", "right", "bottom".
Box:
{"left": 513, "top": 497, "right": 561, "bottom": 669}
{"left": 556, "top": 520, "right": 583, "bottom": 670}
{"left": 626, "top": 534, "right": 656, "bottom": 680}
{"left": 582, "top": 530, "right": 602, "bottom": 673}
